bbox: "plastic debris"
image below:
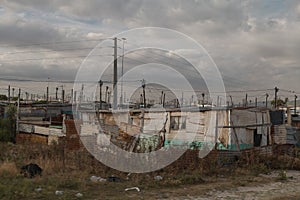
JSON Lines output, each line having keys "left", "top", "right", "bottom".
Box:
{"left": 35, "top": 187, "right": 42, "bottom": 193}
{"left": 126, "top": 173, "right": 131, "bottom": 180}
{"left": 55, "top": 190, "right": 64, "bottom": 195}
{"left": 90, "top": 176, "right": 99, "bottom": 182}
{"left": 154, "top": 175, "right": 163, "bottom": 181}
{"left": 90, "top": 176, "right": 106, "bottom": 182}
{"left": 75, "top": 193, "right": 83, "bottom": 198}
{"left": 125, "top": 187, "right": 140, "bottom": 192}
{"left": 99, "top": 178, "right": 107, "bottom": 182}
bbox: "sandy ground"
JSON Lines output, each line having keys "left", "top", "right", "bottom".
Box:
{"left": 174, "top": 170, "right": 300, "bottom": 200}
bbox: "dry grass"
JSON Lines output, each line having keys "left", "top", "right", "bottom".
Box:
{"left": 0, "top": 142, "right": 300, "bottom": 199}
{"left": 0, "top": 161, "right": 18, "bottom": 176}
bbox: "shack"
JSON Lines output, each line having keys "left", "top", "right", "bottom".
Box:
{"left": 78, "top": 107, "right": 272, "bottom": 152}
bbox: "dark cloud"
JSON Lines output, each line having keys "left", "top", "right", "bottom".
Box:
{"left": 0, "top": 0, "right": 299, "bottom": 94}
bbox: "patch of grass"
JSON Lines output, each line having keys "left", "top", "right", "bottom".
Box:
{"left": 178, "top": 173, "right": 205, "bottom": 185}
{"left": 250, "top": 163, "right": 271, "bottom": 176}
{"left": 276, "top": 170, "right": 287, "bottom": 181}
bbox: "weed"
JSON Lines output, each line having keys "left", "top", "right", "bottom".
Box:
{"left": 277, "top": 170, "right": 287, "bottom": 181}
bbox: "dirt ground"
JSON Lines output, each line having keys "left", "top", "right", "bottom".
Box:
{"left": 184, "top": 170, "right": 300, "bottom": 200}
{"left": 123, "top": 170, "right": 300, "bottom": 200}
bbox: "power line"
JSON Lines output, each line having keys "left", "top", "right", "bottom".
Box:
{"left": 0, "top": 54, "right": 113, "bottom": 63}
{"left": 0, "top": 38, "right": 108, "bottom": 48}
{"left": 0, "top": 46, "right": 114, "bottom": 56}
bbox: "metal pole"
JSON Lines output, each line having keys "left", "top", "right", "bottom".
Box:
{"left": 113, "top": 37, "right": 118, "bottom": 110}
{"left": 62, "top": 90, "right": 65, "bottom": 103}
{"left": 295, "top": 95, "right": 298, "bottom": 115}
{"left": 99, "top": 80, "right": 103, "bottom": 109}
{"left": 142, "top": 79, "right": 146, "bottom": 108}
{"left": 56, "top": 87, "right": 58, "bottom": 100}
{"left": 16, "top": 88, "right": 21, "bottom": 134}
{"left": 105, "top": 86, "right": 109, "bottom": 103}
{"left": 46, "top": 86, "right": 49, "bottom": 103}
{"left": 8, "top": 85, "right": 10, "bottom": 103}
{"left": 266, "top": 93, "right": 269, "bottom": 108}
{"left": 229, "top": 95, "right": 233, "bottom": 107}
{"left": 274, "top": 87, "right": 279, "bottom": 109}
{"left": 120, "top": 38, "right": 126, "bottom": 106}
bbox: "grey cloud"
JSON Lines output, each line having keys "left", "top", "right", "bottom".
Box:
{"left": 0, "top": 0, "right": 299, "bottom": 94}
{"left": 0, "top": 63, "right": 77, "bottom": 80}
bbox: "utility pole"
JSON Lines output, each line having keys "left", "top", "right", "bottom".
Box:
{"left": 161, "top": 91, "right": 164, "bottom": 104}
{"left": 113, "top": 37, "right": 118, "bottom": 110}
{"left": 99, "top": 80, "right": 103, "bottom": 110}
{"left": 105, "top": 86, "right": 109, "bottom": 103}
{"left": 62, "top": 89, "right": 65, "bottom": 103}
{"left": 120, "top": 38, "right": 126, "bottom": 106}
{"left": 46, "top": 86, "right": 49, "bottom": 103}
{"left": 16, "top": 88, "right": 21, "bottom": 134}
{"left": 266, "top": 93, "right": 269, "bottom": 108}
{"left": 274, "top": 87, "right": 279, "bottom": 109}
{"left": 295, "top": 95, "right": 298, "bottom": 115}
{"left": 140, "top": 94, "right": 143, "bottom": 105}
{"left": 229, "top": 95, "right": 233, "bottom": 107}
{"left": 8, "top": 85, "right": 10, "bottom": 103}
{"left": 163, "top": 93, "right": 166, "bottom": 108}
{"left": 142, "top": 79, "right": 146, "bottom": 108}
{"left": 56, "top": 87, "right": 58, "bottom": 100}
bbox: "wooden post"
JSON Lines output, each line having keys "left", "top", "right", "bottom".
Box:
{"left": 99, "top": 80, "right": 103, "bottom": 109}
{"left": 295, "top": 95, "right": 298, "bottom": 115}
{"left": 8, "top": 85, "right": 10, "bottom": 103}
{"left": 142, "top": 79, "right": 146, "bottom": 108}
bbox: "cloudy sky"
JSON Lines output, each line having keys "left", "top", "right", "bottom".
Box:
{"left": 0, "top": 0, "right": 299, "bottom": 101}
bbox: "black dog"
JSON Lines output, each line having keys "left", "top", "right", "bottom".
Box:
{"left": 20, "top": 163, "right": 42, "bottom": 178}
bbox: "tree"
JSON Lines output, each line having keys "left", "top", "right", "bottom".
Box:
{"left": 6, "top": 104, "right": 17, "bottom": 121}
{"left": 271, "top": 98, "right": 286, "bottom": 107}
{"left": 0, "top": 105, "right": 17, "bottom": 142}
